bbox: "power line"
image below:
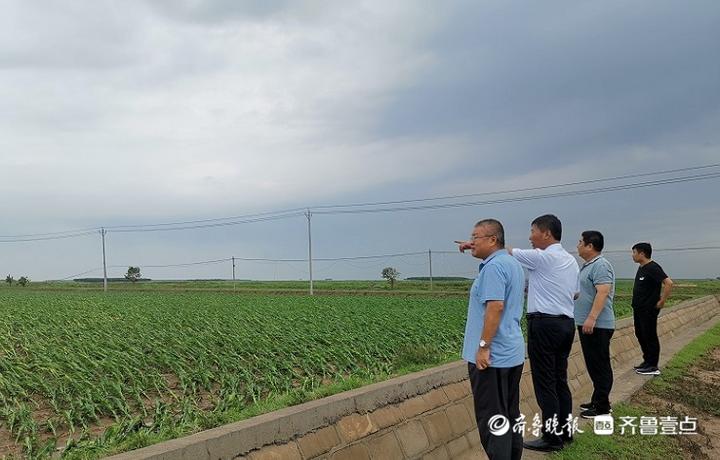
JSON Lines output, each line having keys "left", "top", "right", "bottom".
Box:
{"left": 105, "top": 207, "right": 308, "bottom": 230}
{"left": 84, "top": 246, "right": 720, "bottom": 271}
{"left": 92, "top": 162, "right": 720, "bottom": 229}
{"left": 57, "top": 267, "right": 103, "bottom": 281}
{"left": 109, "top": 211, "right": 306, "bottom": 233}
{"left": 315, "top": 251, "right": 426, "bottom": 261}
{"left": 313, "top": 171, "right": 720, "bottom": 215}
{"left": 0, "top": 230, "right": 99, "bottom": 243}
{"left": 0, "top": 227, "right": 100, "bottom": 239}
{"left": 44, "top": 245, "right": 720, "bottom": 281}
{"left": 109, "top": 258, "right": 232, "bottom": 269}
{"left": 2, "top": 162, "right": 719, "bottom": 238}
{"left": 53, "top": 252, "right": 432, "bottom": 280}
{"left": 310, "top": 163, "right": 720, "bottom": 210}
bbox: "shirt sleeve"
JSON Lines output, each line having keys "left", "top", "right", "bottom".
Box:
{"left": 478, "top": 264, "right": 506, "bottom": 303}
{"left": 593, "top": 260, "right": 614, "bottom": 286}
{"left": 511, "top": 248, "right": 542, "bottom": 270}
{"left": 650, "top": 263, "right": 668, "bottom": 282}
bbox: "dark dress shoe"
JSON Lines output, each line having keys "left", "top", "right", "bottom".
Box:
{"left": 579, "top": 401, "right": 594, "bottom": 410}
{"left": 523, "top": 438, "right": 564, "bottom": 452}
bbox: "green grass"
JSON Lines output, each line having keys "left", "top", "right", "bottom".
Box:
{"left": 646, "top": 320, "right": 720, "bottom": 415}
{"left": 551, "top": 403, "right": 682, "bottom": 460}
{"left": 552, "top": 304, "right": 720, "bottom": 459}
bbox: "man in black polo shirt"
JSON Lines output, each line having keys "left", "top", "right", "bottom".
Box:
{"left": 631, "top": 242, "right": 674, "bottom": 376}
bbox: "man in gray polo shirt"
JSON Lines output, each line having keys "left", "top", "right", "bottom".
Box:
{"left": 575, "top": 230, "right": 615, "bottom": 418}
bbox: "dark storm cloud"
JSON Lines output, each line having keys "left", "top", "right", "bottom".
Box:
{"left": 373, "top": 0, "right": 720, "bottom": 172}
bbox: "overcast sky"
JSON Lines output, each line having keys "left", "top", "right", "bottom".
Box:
{"left": 1, "top": 0, "right": 719, "bottom": 282}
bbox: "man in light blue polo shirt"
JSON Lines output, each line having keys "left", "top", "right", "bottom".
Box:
{"left": 457, "top": 219, "right": 525, "bottom": 460}
{"left": 575, "top": 230, "right": 615, "bottom": 418}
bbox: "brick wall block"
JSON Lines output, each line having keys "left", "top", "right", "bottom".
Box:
{"left": 297, "top": 426, "right": 340, "bottom": 459}
{"left": 422, "top": 446, "right": 450, "bottom": 460}
{"left": 445, "top": 404, "right": 474, "bottom": 436}
{"left": 336, "top": 414, "right": 377, "bottom": 444}
{"left": 369, "top": 405, "right": 404, "bottom": 430}
{"left": 249, "top": 442, "right": 302, "bottom": 460}
{"left": 330, "top": 443, "right": 370, "bottom": 460}
{"left": 395, "top": 421, "right": 430, "bottom": 457}
{"left": 421, "top": 410, "right": 454, "bottom": 447}
{"left": 443, "top": 381, "right": 470, "bottom": 401}
{"left": 367, "top": 432, "right": 403, "bottom": 459}
{"left": 398, "top": 395, "right": 433, "bottom": 419}
{"left": 422, "top": 388, "right": 450, "bottom": 409}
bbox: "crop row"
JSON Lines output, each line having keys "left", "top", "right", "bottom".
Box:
{"left": 0, "top": 291, "right": 467, "bottom": 459}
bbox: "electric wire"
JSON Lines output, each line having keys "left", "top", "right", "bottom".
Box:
{"left": 2, "top": 163, "right": 718, "bottom": 238}
{"left": 309, "top": 163, "right": 720, "bottom": 210}
{"left": 313, "top": 172, "right": 720, "bottom": 215}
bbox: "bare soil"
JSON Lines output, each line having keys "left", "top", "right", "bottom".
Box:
{"left": 631, "top": 347, "right": 720, "bottom": 459}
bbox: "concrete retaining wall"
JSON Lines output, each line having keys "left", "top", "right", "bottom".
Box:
{"left": 107, "top": 295, "right": 720, "bottom": 460}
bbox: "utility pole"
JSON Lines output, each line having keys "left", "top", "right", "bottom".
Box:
{"left": 428, "top": 249, "right": 433, "bottom": 291}
{"left": 305, "top": 209, "right": 314, "bottom": 295}
{"left": 101, "top": 228, "right": 108, "bottom": 293}
{"left": 232, "top": 256, "right": 236, "bottom": 292}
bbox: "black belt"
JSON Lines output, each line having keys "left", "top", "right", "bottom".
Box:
{"left": 527, "top": 312, "right": 572, "bottom": 319}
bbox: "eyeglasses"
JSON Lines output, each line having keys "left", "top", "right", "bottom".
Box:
{"left": 470, "top": 234, "right": 495, "bottom": 241}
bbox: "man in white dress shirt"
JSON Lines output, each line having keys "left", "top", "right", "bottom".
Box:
{"left": 508, "top": 214, "right": 579, "bottom": 452}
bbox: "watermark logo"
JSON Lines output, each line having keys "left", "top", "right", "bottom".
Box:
{"left": 489, "top": 413, "right": 583, "bottom": 437}
{"left": 488, "top": 415, "right": 510, "bottom": 436}
{"left": 487, "top": 413, "right": 698, "bottom": 437}
{"left": 618, "top": 415, "right": 698, "bottom": 435}
{"left": 593, "top": 415, "right": 614, "bottom": 435}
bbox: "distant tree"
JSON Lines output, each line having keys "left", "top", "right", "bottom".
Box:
{"left": 17, "top": 276, "right": 29, "bottom": 287}
{"left": 381, "top": 267, "right": 400, "bottom": 290}
{"left": 125, "top": 267, "right": 142, "bottom": 283}
{"left": 5, "top": 275, "right": 13, "bottom": 285}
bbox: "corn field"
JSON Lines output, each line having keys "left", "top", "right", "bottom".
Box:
{"left": 0, "top": 290, "right": 467, "bottom": 459}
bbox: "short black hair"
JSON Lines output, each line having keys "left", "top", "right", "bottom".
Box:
{"left": 531, "top": 214, "right": 562, "bottom": 241}
{"left": 632, "top": 242, "right": 652, "bottom": 258}
{"left": 581, "top": 230, "right": 604, "bottom": 252}
{"left": 475, "top": 218, "right": 505, "bottom": 247}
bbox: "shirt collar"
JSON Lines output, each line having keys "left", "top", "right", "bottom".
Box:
{"left": 582, "top": 254, "right": 603, "bottom": 267}
{"left": 479, "top": 248, "right": 507, "bottom": 271}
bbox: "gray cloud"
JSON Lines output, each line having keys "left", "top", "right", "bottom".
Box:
{"left": 147, "top": 0, "right": 294, "bottom": 23}
{"left": 0, "top": 0, "right": 718, "bottom": 281}
{"left": 373, "top": 0, "right": 720, "bottom": 171}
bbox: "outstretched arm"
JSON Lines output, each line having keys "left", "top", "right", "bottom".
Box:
{"left": 454, "top": 240, "right": 472, "bottom": 253}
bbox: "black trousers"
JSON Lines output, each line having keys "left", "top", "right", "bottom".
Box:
{"left": 633, "top": 306, "right": 660, "bottom": 367}
{"left": 527, "top": 314, "right": 575, "bottom": 443}
{"left": 578, "top": 326, "right": 614, "bottom": 412}
{"left": 468, "top": 362, "right": 524, "bottom": 460}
